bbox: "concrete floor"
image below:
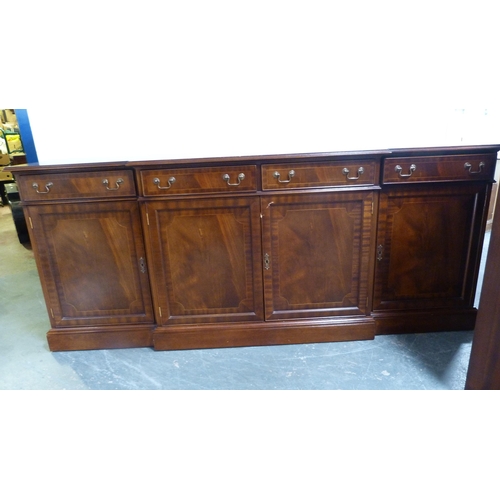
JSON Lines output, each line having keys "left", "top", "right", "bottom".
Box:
{"left": 0, "top": 203, "right": 487, "bottom": 390}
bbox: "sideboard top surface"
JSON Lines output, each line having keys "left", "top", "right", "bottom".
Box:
{"left": 6, "top": 144, "right": 500, "bottom": 174}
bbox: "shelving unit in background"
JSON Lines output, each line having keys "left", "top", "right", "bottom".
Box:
{"left": 1, "top": 109, "right": 25, "bottom": 158}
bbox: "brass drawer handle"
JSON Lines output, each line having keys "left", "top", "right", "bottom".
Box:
{"left": 222, "top": 173, "right": 245, "bottom": 186}
{"left": 273, "top": 170, "right": 295, "bottom": 183}
{"left": 395, "top": 164, "right": 417, "bottom": 178}
{"left": 154, "top": 177, "right": 176, "bottom": 190}
{"left": 465, "top": 161, "right": 485, "bottom": 174}
{"left": 32, "top": 182, "right": 54, "bottom": 194}
{"left": 102, "top": 178, "right": 124, "bottom": 190}
{"left": 343, "top": 166, "right": 364, "bottom": 180}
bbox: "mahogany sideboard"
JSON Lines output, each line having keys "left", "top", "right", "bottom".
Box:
{"left": 7, "top": 144, "right": 500, "bottom": 351}
{"left": 466, "top": 168, "right": 500, "bottom": 389}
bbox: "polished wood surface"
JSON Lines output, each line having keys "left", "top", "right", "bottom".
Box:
{"left": 383, "top": 154, "right": 496, "bottom": 184}
{"left": 47, "top": 325, "right": 154, "bottom": 352}
{"left": 261, "top": 160, "right": 377, "bottom": 189}
{"left": 140, "top": 165, "right": 257, "bottom": 196}
{"left": 18, "top": 170, "right": 136, "bottom": 201}
{"left": 145, "top": 196, "right": 264, "bottom": 325}
{"left": 7, "top": 144, "right": 499, "bottom": 352}
{"left": 153, "top": 319, "right": 376, "bottom": 351}
{"left": 261, "top": 191, "right": 374, "bottom": 320}
{"left": 466, "top": 187, "right": 500, "bottom": 389}
{"left": 374, "top": 183, "right": 488, "bottom": 311}
{"left": 27, "top": 200, "right": 154, "bottom": 327}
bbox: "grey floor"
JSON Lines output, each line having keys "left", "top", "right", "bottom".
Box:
{"left": 0, "top": 204, "right": 487, "bottom": 390}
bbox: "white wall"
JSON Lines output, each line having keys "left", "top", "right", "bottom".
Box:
{"left": 5, "top": 0, "right": 500, "bottom": 164}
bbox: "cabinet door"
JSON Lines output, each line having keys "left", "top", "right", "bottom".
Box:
{"left": 145, "top": 197, "right": 264, "bottom": 325}
{"left": 27, "top": 201, "right": 154, "bottom": 327}
{"left": 373, "top": 183, "right": 489, "bottom": 311}
{"left": 261, "top": 191, "right": 375, "bottom": 320}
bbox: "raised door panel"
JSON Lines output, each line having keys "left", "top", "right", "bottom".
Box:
{"left": 27, "top": 201, "right": 154, "bottom": 326}
{"left": 145, "top": 197, "right": 264, "bottom": 324}
{"left": 261, "top": 191, "right": 375, "bottom": 320}
{"left": 373, "top": 184, "right": 489, "bottom": 311}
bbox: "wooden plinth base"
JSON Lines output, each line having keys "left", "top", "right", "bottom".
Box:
{"left": 152, "top": 318, "right": 376, "bottom": 351}
{"left": 373, "top": 309, "right": 477, "bottom": 335}
{"left": 45, "top": 309, "right": 477, "bottom": 352}
{"left": 47, "top": 325, "right": 154, "bottom": 352}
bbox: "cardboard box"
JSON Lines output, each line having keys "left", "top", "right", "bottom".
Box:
{"left": 0, "top": 152, "right": 10, "bottom": 166}
{"left": 0, "top": 168, "right": 14, "bottom": 182}
{"left": 3, "top": 109, "right": 17, "bottom": 124}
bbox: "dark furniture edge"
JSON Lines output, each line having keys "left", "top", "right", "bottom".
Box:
{"left": 7, "top": 144, "right": 500, "bottom": 174}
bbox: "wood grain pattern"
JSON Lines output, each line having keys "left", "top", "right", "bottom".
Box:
{"left": 140, "top": 165, "right": 257, "bottom": 196}
{"left": 261, "top": 191, "right": 374, "bottom": 320}
{"left": 374, "top": 183, "right": 489, "bottom": 311}
{"left": 18, "top": 170, "right": 136, "bottom": 201}
{"left": 7, "top": 145, "right": 498, "bottom": 352}
{"left": 383, "top": 154, "right": 495, "bottom": 184}
{"left": 262, "top": 160, "right": 377, "bottom": 189}
{"left": 27, "top": 201, "right": 154, "bottom": 326}
{"left": 145, "top": 196, "right": 264, "bottom": 324}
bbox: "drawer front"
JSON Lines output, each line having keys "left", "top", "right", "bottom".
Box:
{"left": 261, "top": 160, "right": 377, "bottom": 190}
{"left": 140, "top": 165, "right": 257, "bottom": 196}
{"left": 383, "top": 154, "right": 495, "bottom": 184}
{"left": 18, "top": 170, "right": 136, "bottom": 201}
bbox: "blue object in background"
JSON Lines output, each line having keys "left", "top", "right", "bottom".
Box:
{"left": 14, "top": 109, "right": 38, "bottom": 164}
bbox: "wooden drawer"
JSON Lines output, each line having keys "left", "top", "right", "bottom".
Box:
{"left": 140, "top": 165, "right": 257, "bottom": 196}
{"left": 261, "top": 160, "right": 377, "bottom": 190}
{"left": 383, "top": 154, "right": 496, "bottom": 184}
{"left": 17, "top": 170, "right": 136, "bottom": 201}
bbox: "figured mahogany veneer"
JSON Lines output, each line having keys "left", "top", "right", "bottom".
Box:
{"left": 7, "top": 145, "right": 499, "bottom": 351}
{"left": 261, "top": 159, "right": 377, "bottom": 189}
{"left": 140, "top": 165, "right": 257, "bottom": 196}
{"left": 373, "top": 185, "right": 487, "bottom": 312}
{"left": 261, "top": 191, "right": 375, "bottom": 321}
{"left": 26, "top": 201, "right": 154, "bottom": 328}
{"left": 383, "top": 154, "right": 495, "bottom": 184}
{"left": 145, "top": 196, "right": 264, "bottom": 325}
{"left": 17, "top": 168, "right": 135, "bottom": 201}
